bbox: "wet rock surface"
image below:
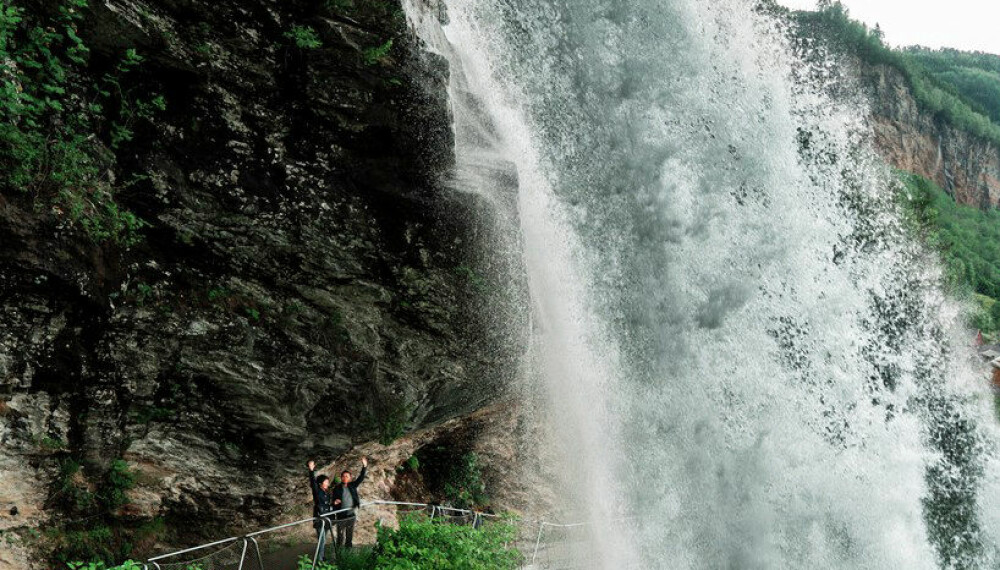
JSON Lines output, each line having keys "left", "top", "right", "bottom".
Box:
{"left": 0, "top": 0, "right": 525, "bottom": 562}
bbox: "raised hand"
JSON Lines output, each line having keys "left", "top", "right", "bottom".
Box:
{"left": 307, "top": 460, "right": 316, "bottom": 471}
{"left": 361, "top": 456, "right": 368, "bottom": 467}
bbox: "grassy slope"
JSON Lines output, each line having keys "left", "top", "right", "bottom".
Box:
{"left": 899, "top": 172, "right": 1000, "bottom": 335}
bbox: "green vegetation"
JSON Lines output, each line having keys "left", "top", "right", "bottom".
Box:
{"left": 49, "top": 458, "right": 159, "bottom": 565}
{"left": 100, "top": 460, "right": 136, "bottom": 511}
{"left": 299, "top": 547, "right": 375, "bottom": 570}
{"left": 454, "top": 265, "right": 488, "bottom": 293}
{"left": 364, "top": 400, "right": 410, "bottom": 446}
{"left": 794, "top": 2, "right": 1000, "bottom": 148}
{"left": 131, "top": 404, "right": 174, "bottom": 424}
{"left": 442, "top": 453, "right": 488, "bottom": 510}
{"left": 375, "top": 516, "right": 519, "bottom": 570}
{"left": 0, "top": 0, "right": 160, "bottom": 246}
{"left": 75, "top": 517, "right": 520, "bottom": 570}
{"left": 39, "top": 435, "right": 66, "bottom": 451}
{"left": 362, "top": 39, "right": 393, "bottom": 66}
{"left": 67, "top": 560, "right": 144, "bottom": 569}
{"left": 405, "top": 455, "right": 419, "bottom": 472}
{"left": 284, "top": 25, "right": 322, "bottom": 49}
{"left": 905, "top": 48, "right": 1000, "bottom": 126}
{"left": 207, "top": 286, "right": 230, "bottom": 302}
{"left": 299, "top": 516, "right": 520, "bottom": 570}
{"left": 68, "top": 560, "right": 202, "bottom": 570}
{"left": 898, "top": 172, "right": 1000, "bottom": 337}
{"left": 134, "top": 283, "right": 154, "bottom": 306}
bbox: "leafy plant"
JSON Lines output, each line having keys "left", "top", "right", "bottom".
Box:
{"left": 131, "top": 404, "right": 173, "bottom": 424}
{"left": 442, "top": 453, "right": 488, "bottom": 510}
{"left": 284, "top": 25, "right": 322, "bottom": 49}
{"left": 363, "top": 400, "right": 410, "bottom": 446}
{"left": 134, "top": 283, "right": 154, "bottom": 306}
{"left": 67, "top": 560, "right": 146, "bottom": 569}
{"left": 98, "top": 459, "right": 135, "bottom": 512}
{"left": 207, "top": 286, "right": 230, "bottom": 302}
{"left": 0, "top": 0, "right": 160, "bottom": 246}
{"left": 362, "top": 39, "right": 392, "bottom": 66}
{"left": 50, "top": 458, "right": 148, "bottom": 564}
{"left": 39, "top": 435, "right": 66, "bottom": 451}
{"left": 899, "top": 172, "right": 1000, "bottom": 299}
{"left": 374, "top": 516, "right": 521, "bottom": 570}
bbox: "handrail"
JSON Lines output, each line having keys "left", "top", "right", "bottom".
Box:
{"left": 243, "top": 516, "right": 317, "bottom": 538}
{"left": 144, "top": 498, "right": 607, "bottom": 567}
{"left": 146, "top": 535, "right": 242, "bottom": 562}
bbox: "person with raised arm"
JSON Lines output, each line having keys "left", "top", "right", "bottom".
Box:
{"left": 307, "top": 460, "right": 334, "bottom": 562}
{"left": 331, "top": 456, "right": 368, "bottom": 548}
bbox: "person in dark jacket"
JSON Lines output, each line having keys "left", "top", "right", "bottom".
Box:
{"left": 331, "top": 456, "right": 368, "bottom": 548}
{"left": 307, "top": 460, "right": 334, "bottom": 562}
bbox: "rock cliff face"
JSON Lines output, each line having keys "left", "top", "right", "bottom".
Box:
{"left": 0, "top": 0, "right": 524, "bottom": 564}
{"left": 861, "top": 63, "right": 1000, "bottom": 207}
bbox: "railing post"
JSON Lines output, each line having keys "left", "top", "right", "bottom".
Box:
{"left": 430, "top": 505, "right": 437, "bottom": 520}
{"left": 249, "top": 536, "right": 263, "bottom": 570}
{"left": 531, "top": 522, "right": 545, "bottom": 565}
{"left": 312, "top": 517, "right": 330, "bottom": 570}
{"left": 236, "top": 537, "right": 249, "bottom": 570}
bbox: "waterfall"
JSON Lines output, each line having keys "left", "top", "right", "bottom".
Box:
{"left": 406, "top": 0, "right": 1000, "bottom": 568}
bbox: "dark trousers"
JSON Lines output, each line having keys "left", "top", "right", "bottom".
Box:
{"left": 336, "top": 516, "right": 356, "bottom": 548}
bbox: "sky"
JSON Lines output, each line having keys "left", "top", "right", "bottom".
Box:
{"left": 777, "top": 0, "right": 1000, "bottom": 55}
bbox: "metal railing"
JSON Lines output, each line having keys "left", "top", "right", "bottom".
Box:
{"left": 139, "top": 500, "right": 613, "bottom": 570}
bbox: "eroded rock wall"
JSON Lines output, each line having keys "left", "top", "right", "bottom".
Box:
{"left": 0, "top": 0, "right": 525, "bottom": 563}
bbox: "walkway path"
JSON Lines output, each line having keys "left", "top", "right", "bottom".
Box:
{"left": 142, "top": 501, "right": 609, "bottom": 570}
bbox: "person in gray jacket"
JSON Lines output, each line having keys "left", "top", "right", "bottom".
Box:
{"left": 331, "top": 456, "right": 368, "bottom": 548}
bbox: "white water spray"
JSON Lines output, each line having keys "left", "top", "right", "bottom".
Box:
{"left": 408, "top": 0, "right": 1000, "bottom": 568}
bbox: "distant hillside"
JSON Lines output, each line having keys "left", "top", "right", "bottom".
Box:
{"left": 905, "top": 47, "right": 1000, "bottom": 127}
{"left": 792, "top": 2, "right": 1000, "bottom": 148}
{"left": 779, "top": 1, "right": 1000, "bottom": 335}
{"left": 773, "top": 1, "right": 1000, "bottom": 210}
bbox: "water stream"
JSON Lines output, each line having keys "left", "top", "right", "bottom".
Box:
{"left": 407, "top": 0, "right": 1000, "bottom": 567}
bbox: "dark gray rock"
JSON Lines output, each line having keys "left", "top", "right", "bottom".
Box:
{"left": 0, "top": 0, "right": 526, "bottom": 556}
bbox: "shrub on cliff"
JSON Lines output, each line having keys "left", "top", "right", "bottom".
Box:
{"left": 296, "top": 516, "right": 521, "bottom": 570}
{"left": 0, "top": 0, "right": 161, "bottom": 246}
{"left": 898, "top": 171, "right": 1000, "bottom": 339}
{"left": 374, "top": 516, "right": 521, "bottom": 570}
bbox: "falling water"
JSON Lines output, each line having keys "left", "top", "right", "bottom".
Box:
{"left": 407, "top": 0, "right": 1000, "bottom": 568}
